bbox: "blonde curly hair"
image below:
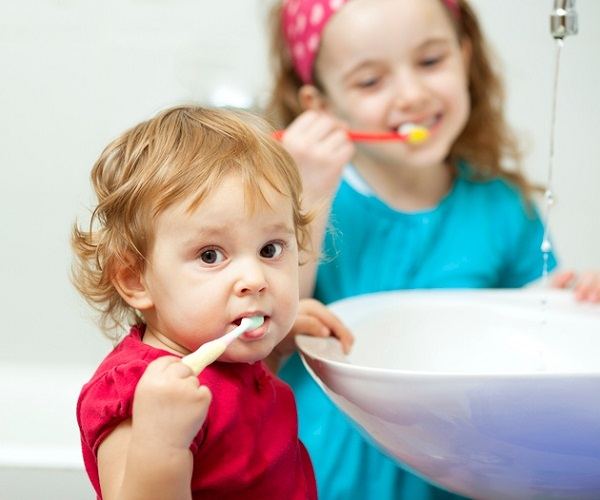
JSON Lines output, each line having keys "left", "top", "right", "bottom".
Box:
{"left": 71, "top": 105, "right": 312, "bottom": 340}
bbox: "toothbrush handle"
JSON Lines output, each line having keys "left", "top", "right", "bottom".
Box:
{"left": 181, "top": 340, "right": 227, "bottom": 376}
{"left": 346, "top": 131, "right": 409, "bottom": 142}
{"left": 181, "top": 317, "right": 261, "bottom": 375}
{"left": 272, "top": 129, "right": 408, "bottom": 143}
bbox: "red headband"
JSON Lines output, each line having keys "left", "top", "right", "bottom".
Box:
{"left": 282, "top": 0, "right": 460, "bottom": 84}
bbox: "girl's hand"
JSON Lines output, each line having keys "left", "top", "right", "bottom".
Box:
{"left": 265, "top": 298, "right": 354, "bottom": 372}
{"left": 552, "top": 270, "right": 600, "bottom": 302}
{"left": 281, "top": 110, "right": 355, "bottom": 208}
{"left": 132, "top": 356, "right": 212, "bottom": 450}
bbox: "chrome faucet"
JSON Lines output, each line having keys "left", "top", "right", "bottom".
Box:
{"left": 551, "top": 0, "right": 578, "bottom": 38}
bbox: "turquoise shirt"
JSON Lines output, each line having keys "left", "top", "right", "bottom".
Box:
{"left": 281, "top": 162, "right": 557, "bottom": 500}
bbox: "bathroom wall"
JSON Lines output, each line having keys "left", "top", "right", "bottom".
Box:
{"left": 0, "top": 0, "right": 271, "bottom": 368}
{"left": 1, "top": 0, "right": 599, "bottom": 369}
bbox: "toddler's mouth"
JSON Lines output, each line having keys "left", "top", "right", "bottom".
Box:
{"left": 242, "top": 316, "right": 268, "bottom": 341}
{"left": 233, "top": 314, "right": 267, "bottom": 332}
{"left": 234, "top": 314, "right": 265, "bottom": 324}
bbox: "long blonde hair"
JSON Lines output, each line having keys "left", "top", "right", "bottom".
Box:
{"left": 71, "top": 105, "right": 312, "bottom": 339}
{"left": 264, "top": 0, "right": 540, "bottom": 198}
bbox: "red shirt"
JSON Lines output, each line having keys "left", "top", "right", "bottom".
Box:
{"left": 77, "top": 325, "right": 317, "bottom": 499}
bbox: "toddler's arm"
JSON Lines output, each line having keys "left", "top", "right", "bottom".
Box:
{"left": 265, "top": 298, "right": 354, "bottom": 373}
{"left": 97, "top": 356, "right": 211, "bottom": 500}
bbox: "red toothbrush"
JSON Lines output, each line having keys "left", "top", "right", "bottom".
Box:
{"left": 273, "top": 125, "right": 429, "bottom": 144}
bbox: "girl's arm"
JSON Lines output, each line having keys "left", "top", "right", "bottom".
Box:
{"left": 97, "top": 356, "right": 211, "bottom": 500}
{"left": 280, "top": 110, "right": 355, "bottom": 298}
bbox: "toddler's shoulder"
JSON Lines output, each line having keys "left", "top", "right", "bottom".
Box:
{"left": 77, "top": 330, "right": 165, "bottom": 452}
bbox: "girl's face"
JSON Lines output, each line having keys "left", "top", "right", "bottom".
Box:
{"left": 313, "top": 0, "right": 470, "bottom": 168}
{"left": 138, "top": 173, "right": 299, "bottom": 364}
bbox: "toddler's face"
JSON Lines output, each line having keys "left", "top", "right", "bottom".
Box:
{"left": 139, "top": 173, "right": 299, "bottom": 364}
{"left": 314, "top": 0, "right": 470, "bottom": 168}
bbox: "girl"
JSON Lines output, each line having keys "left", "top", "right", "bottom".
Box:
{"left": 265, "top": 0, "right": 600, "bottom": 498}
{"left": 72, "top": 105, "right": 350, "bottom": 499}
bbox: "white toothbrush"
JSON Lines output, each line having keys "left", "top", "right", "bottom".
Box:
{"left": 181, "top": 316, "right": 265, "bottom": 375}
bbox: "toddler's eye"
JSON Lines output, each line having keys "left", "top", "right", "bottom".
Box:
{"left": 200, "top": 248, "right": 224, "bottom": 264}
{"left": 260, "top": 242, "right": 283, "bottom": 259}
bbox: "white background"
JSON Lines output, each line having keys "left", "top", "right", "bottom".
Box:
{"left": 1, "top": 0, "right": 598, "bottom": 368}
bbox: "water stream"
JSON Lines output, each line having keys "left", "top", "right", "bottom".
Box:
{"left": 540, "top": 38, "right": 564, "bottom": 312}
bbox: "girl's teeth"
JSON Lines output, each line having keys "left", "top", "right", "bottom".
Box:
{"left": 398, "top": 123, "right": 421, "bottom": 135}
{"left": 398, "top": 117, "right": 436, "bottom": 135}
{"left": 397, "top": 122, "right": 431, "bottom": 144}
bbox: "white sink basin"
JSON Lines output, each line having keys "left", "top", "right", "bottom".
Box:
{"left": 296, "top": 289, "right": 600, "bottom": 500}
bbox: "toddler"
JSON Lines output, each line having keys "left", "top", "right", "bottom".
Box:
{"left": 72, "top": 105, "right": 323, "bottom": 499}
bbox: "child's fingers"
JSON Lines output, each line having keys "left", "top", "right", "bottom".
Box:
{"left": 297, "top": 299, "right": 355, "bottom": 354}
{"left": 322, "top": 314, "right": 354, "bottom": 354}
{"left": 136, "top": 356, "right": 213, "bottom": 446}
{"left": 145, "top": 356, "right": 201, "bottom": 386}
{"left": 551, "top": 270, "right": 576, "bottom": 289}
{"left": 293, "top": 312, "right": 331, "bottom": 338}
{"left": 194, "top": 385, "right": 212, "bottom": 422}
{"left": 138, "top": 356, "right": 214, "bottom": 411}
{"left": 573, "top": 271, "right": 600, "bottom": 302}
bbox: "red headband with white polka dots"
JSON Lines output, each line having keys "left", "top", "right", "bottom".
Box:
{"left": 282, "top": 0, "right": 460, "bottom": 84}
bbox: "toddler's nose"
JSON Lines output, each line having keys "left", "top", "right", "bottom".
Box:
{"left": 235, "top": 259, "right": 268, "bottom": 295}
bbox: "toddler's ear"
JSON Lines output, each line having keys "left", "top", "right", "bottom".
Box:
{"left": 112, "top": 256, "right": 153, "bottom": 310}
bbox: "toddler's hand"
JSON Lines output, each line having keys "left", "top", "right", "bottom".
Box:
{"left": 552, "top": 270, "right": 600, "bottom": 302}
{"left": 131, "top": 356, "right": 212, "bottom": 450}
{"left": 266, "top": 298, "right": 354, "bottom": 372}
{"left": 281, "top": 110, "right": 355, "bottom": 207}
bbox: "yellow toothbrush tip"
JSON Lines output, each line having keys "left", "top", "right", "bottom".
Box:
{"left": 407, "top": 127, "right": 430, "bottom": 144}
